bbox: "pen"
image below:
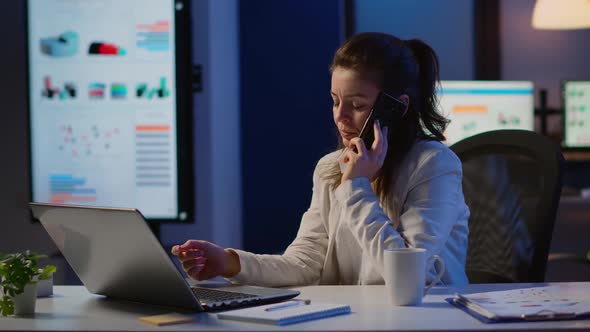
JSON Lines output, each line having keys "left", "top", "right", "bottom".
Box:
{"left": 264, "top": 299, "right": 311, "bottom": 312}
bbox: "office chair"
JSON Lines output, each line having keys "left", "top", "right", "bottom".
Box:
{"left": 450, "top": 130, "right": 564, "bottom": 283}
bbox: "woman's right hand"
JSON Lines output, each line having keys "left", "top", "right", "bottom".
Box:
{"left": 171, "top": 240, "right": 241, "bottom": 281}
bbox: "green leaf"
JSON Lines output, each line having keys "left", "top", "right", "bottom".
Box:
{"left": 38, "top": 265, "right": 57, "bottom": 280}
{"left": 0, "top": 295, "right": 15, "bottom": 317}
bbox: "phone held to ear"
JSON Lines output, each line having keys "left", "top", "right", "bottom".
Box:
{"left": 339, "top": 91, "right": 407, "bottom": 173}
{"left": 358, "top": 91, "right": 408, "bottom": 148}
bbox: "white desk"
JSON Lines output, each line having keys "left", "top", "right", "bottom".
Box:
{"left": 0, "top": 283, "right": 589, "bottom": 331}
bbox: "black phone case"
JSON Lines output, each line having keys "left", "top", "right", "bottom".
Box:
{"left": 359, "top": 91, "right": 407, "bottom": 148}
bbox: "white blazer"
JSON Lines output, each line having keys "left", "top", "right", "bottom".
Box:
{"left": 230, "top": 140, "right": 469, "bottom": 286}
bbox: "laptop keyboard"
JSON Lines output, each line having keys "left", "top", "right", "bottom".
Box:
{"left": 192, "top": 287, "right": 258, "bottom": 305}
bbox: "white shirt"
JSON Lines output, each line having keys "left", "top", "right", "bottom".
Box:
{"left": 230, "top": 140, "right": 469, "bottom": 286}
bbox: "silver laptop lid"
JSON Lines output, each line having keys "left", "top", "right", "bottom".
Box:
{"left": 30, "top": 202, "right": 203, "bottom": 311}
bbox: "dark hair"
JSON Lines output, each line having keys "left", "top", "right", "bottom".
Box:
{"left": 325, "top": 32, "right": 448, "bottom": 203}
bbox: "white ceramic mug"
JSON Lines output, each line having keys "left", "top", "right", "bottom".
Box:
{"left": 383, "top": 248, "right": 445, "bottom": 306}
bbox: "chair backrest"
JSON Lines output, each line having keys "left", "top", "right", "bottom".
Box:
{"left": 450, "top": 130, "right": 564, "bottom": 283}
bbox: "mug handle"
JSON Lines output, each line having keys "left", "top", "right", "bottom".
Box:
{"left": 424, "top": 255, "right": 445, "bottom": 294}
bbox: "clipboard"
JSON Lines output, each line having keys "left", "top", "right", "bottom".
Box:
{"left": 446, "top": 286, "right": 590, "bottom": 324}
{"left": 446, "top": 296, "right": 583, "bottom": 323}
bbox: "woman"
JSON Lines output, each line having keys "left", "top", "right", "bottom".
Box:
{"left": 172, "top": 32, "right": 469, "bottom": 286}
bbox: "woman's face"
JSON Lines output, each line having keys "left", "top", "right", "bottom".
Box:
{"left": 331, "top": 67, "right": 380, "bottom": 148}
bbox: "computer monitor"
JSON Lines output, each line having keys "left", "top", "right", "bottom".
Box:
{"left": 562, "top": 80, "right": 590, "bottom": 149}
{"left": 26, "top": 0, "right": 194, "bottom": 223}
{"left": 438, "top": 81, "right": 535, "bottom": 145}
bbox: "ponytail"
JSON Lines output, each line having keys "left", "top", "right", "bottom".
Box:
{"left": 405, "top": 39, "right": 448, "bottom": 141}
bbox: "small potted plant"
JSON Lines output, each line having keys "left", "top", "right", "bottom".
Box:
{"left": 0, "top": 251, "right": 56, "bottom": 316}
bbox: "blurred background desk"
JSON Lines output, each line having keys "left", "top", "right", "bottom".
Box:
{"left": 0, "top": 283, "right": 589, "bottom": 332}
{"left": 547, "top": 196, "right": 590, "bottom": 282}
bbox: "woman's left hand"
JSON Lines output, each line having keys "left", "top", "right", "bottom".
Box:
{"left": 341, "top": 120, "right": 389, "bottom": 183}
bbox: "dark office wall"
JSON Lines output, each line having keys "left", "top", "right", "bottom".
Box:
{"left": 0, "top": 1, "right": 76, "bottom": 281}
{"left": 161, "top": 0, "right": 243, "bottom": 251}
{"left": 240, "top": 1, "right": 343, "bottom": 253}
{"left": 0, "top": 3, "right": 55, "bottom": 252}
{"left": 353, "top": 0, "right": 475, "bottom": 80}
{"left": 500, "top": 0, "right": 590, "bottom": 109}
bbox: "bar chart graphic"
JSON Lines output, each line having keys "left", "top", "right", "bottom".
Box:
{"left": 110, "top": 83, "right": 127, "bottom": 99}
{"left": 452, "top": 105, "right": 488, "bottom": 114}
{"left": 88, "top": 82, "right": 106, "bottom": 99}
{"left": 498, "top": 111, "right": 521, "bottom": 126}
{"left": 135, "top": 125, "right": 171, "bottom": 187}
{"left": 42, "top": 76, "right": 76, "bottom": 100}
{"left": 49, "top": 174, "right": 97, "bottom": 203}
{"left": 136, "top": 77, "right": 170, "bottom": 99}
{"left": 136, "top": 20, "right": 170, "bottom": 52}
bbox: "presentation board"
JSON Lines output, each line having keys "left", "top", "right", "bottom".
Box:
{"left": 27, "top": 0, "right": 193, "bottom": 222}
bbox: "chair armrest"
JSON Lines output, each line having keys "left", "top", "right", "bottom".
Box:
{"left": 548, "top": 252, "right": 590, "bottom": 265}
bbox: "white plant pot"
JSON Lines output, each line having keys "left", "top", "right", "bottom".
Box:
{"left": 37, "top": 277, "right": 53, "bottom": 297}
{"left": 13, "top": 283, "right": 38, "bottom": 316}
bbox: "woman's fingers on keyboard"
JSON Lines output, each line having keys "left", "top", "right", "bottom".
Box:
{"left": 180, "top": 240, "right": 208, "bottom": 251}
{"left": 182, "top": 257, "right": 206, "bottom": 270}
{"left": 177, "top": 250, "right": 204, "bottom": 260}
{"left": 187, "top": 264, "right": 205, "bottom": 280}
{"left": 172, "top": 239, "right": 208, "bottom": 255}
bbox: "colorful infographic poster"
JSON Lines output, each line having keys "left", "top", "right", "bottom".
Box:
{"left": 28, "top": 0, "right": 179, "bottom": 218}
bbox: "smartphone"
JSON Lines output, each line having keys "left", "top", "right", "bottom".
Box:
{"left": 358, "top": 91, "right": 407, "bottom": 148}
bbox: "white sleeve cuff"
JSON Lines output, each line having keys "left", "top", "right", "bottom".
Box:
{"left": 334, "top": 176, "right": 372, "bottom": 203}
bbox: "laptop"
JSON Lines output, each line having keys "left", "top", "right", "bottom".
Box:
{"left": 30, "top": 202, "right": 299, "bottom": 311}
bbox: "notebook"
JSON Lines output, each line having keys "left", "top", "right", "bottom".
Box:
{"left": 217, "top": 300, "right": 351, "bottom": 326}
{"left": 447, "top": 285, "right": 590, "bottom": 323}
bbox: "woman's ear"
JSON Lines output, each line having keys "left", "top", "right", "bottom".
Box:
{"left": 399, "top": 94, "right": 410, "bottom": 117}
